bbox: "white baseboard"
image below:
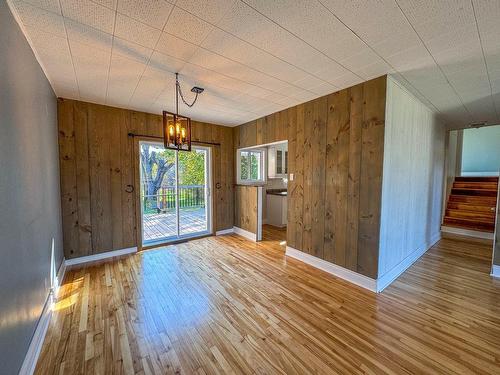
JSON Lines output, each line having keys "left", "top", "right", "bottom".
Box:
{"left": 215, "top": 228, "right": 234, "bottom": 236}
{"left": 19, "top": 259, "right": 67, "bottom": 375}
{"left": 233, "top": 226, "right": 257, "bottom": 242}
{"left": 65, "top": 246, "right": 137, "bottom": 267}
{"left": 285, "top": 246, "right": 377, "bottom": 292}
{"left": 491, "top": 265, "right": 500, "bottom": 278}
{"left": 376, "top": 232, "right": 441, "bottom": 292}
{"left": 441, "top": 226, "right": 493, "bottom": 240}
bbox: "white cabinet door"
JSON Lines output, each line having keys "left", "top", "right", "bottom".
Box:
{"left": 267, "top": 195, "right": 287, "bottom": 227}
{"left": 268, "top": 147, "right": 277, "bottom": 178}
{"left": 268, "top": 144, "right": 288, "bottom": 178}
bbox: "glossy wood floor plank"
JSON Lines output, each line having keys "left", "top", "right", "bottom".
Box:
{"left": 35, "top": 235, "right": 500, "bottom": 374}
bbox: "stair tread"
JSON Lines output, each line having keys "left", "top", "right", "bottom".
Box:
{"left": 455, "top": 176, "right": 499, "bottom": 182}
{"left": 442, "top": 222, "right": 494, "bottom": 233}
{"left": 443, "top": 215, "right": 495, "bottom": 224}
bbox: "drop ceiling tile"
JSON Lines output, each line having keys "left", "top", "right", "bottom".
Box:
{"left": 385, "top": 44, "right": 436, "bottom": 73}
{"left": 12, "top": 1, "right": 66, "bottom": 37}
{"left": 107, "top": 55, "right": 144, "bottom": 103}
{"left": 23, "top": 26, "right": 70, "bottom": 60}
{"left": 319, "top": 0, "right": 409, "bottom": 45}
{"left": 201, "top": 28, "right": 306, "bottom": 83}
{"left": 425, "top": 23, "right": 478, "bottom": 56}
{"left": 113, "top": 37, "right": 153, "bottom": 64}
{"left": 148, "top": 51, "right": 186, "bottom": 74}
{"left": 218, "top": 1, "right": 335, "bottom": 76}
{"left": 53, "top": 83, "right": 79, "bottom": 99}
{"left": 155, "top": 32, "right": 199, "bottom": 61}
{"left": 13, "top": 0, "right": 61, "bottom": 14}
{"left": 61, "top": 0, "right": 115, "bottom": 34}
{"left": 65, "top": 19, "right": 113, "bottom": 53}
{"left": 357, "top": 60, "right": 394, "bottom": 81}
{"left": 175, "top": 0, "right": 238, "bottom": 25}
{"left": 114, "top": 13, "right": 161, "bottom": 49}
{"left": 473, "top": 0, "right": 500, "bottom": 36}
{"left": 93, "top": 0, "right": 117, "bottom": 9}
{"left": 338, "top": 48, "right": 385, "bottom": 77}
{"left": 164, "top": 6, "right": 214, "bottom": 45}
{"left": 117, "top": 0, "right": 173, "bottom": 29}
{"left": 397, "top": 0, "right": 475, "bottom": 42}
{"left": 329, "top": 72, "right": 364, "bottom": 90}
{"left": 243, "top": 0, "right": 368, "bottom": 62}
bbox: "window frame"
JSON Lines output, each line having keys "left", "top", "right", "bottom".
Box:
{"left": 236, "top": 147, "right": 267, "bottom": 185}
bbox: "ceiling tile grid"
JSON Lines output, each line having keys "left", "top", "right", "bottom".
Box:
{"left": 7, "top": 0, "right": 500, "bottom": 127}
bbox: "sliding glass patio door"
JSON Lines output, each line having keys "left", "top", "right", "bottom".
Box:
{"left": 139, "top": 141, "right": 211, "bottom": 246}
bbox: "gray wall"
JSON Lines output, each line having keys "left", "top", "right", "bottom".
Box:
{"left": 462, "top": 125, "right": 500, "bottom": 175}
{"left": 0, "top": 2, "right": 63, "bottom": 374}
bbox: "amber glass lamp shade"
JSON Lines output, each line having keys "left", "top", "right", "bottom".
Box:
{"left": 163, "top": 110, "right": 191, "bottom": 151}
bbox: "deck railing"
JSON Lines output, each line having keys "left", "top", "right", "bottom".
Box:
{"left": 143, "top": 185, "right": 205, "bottom": 214}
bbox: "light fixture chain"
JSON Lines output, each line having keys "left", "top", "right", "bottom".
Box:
{"left": 176, "top": 80, "right": 199, "bottom": 108}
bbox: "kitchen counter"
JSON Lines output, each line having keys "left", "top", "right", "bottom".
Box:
{"left": 266, "top": 189, "right": 287, "bottom": 196}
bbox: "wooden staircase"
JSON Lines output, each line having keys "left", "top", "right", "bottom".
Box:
{"left": 443, "top": 176, "right": 499, "bottom": 233}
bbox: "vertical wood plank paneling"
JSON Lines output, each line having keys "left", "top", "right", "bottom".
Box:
{"left": 58, "top": 99, "right": 79, "bottom": 257}
{"left": 346, "top": 85, "right": 363, "bottom": 271}
{"left": 293, "top": 104, "right": 305, "bottom": 250}
{"left": 234, "top": 186, "right": 258, "bottom": 234}
{"left": 121, "top": 112, "right": 136, "bottom": 248}
{"left": 324, "top": 90, "right": 350, "bottom": 265}
{"left": 73, "top": 101, "right": 92, "bottom": 256}
{"left": 88, "top": 104, "right": 113, "bottom": 252}
{"left": 109, "top": 108, "right": 125, "bottom": 250}
{"left": 311, "top": 97, "right": 328, "bottom": 259}
{"left": 286, "top": 107, "right": 297, "bottom": 249}
{"left": 357, "top": 78, "right": 386, "bottom": 278}
{"left": 302, "top": 100, "right": 314, "bottom": 254}
{"left": 233, "top": 76, "right": 388, "bottom": 278}
{"left": 58, "top": 100, "right": 234, "bottom": 259}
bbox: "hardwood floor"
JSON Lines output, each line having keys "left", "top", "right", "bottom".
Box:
{"left": 36, "top": 235, "right": 500, "bottom": 374}
{"left": 262, "top": 224, "right": 287, "bottom": 243}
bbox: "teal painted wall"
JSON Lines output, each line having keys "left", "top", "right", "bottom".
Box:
{"left": 462, "top": 125, "right": 500, "bottom": 174}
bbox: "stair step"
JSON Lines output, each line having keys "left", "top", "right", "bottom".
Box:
{"left": 453, "top": 182, "right": 498, "bottom": 189}
{"left": 450, "top": 188, "right": 498, "bottom": 197}
{"left": 445, "top": 209, "right": 495, "bottom": 221}
{"left": 447, "top": 202, "right": 497, "bottom": 212}
{"left": 448, "top": 195, "right": 497, "bottom": 204}
{"left": 455, "top": 176, "right": 499, "bottom": 183}
{"left": 442, "top": 217, "right": 494, "bottom": 232}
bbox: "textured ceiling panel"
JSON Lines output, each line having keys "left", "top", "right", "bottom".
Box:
{"left": 117, "top": 0, "right": 173, "bottom": 29}
{"left": 60, "top": 0, "right": 115, "bottom": 33}
{"left": 114, "top": 13, "right": 161, "bottom": 49}
{"left": 8, "top": 0, "right": 500, "bottom": 127}
{"left": 164, "top": 6, "right": 214, "bottom": 45}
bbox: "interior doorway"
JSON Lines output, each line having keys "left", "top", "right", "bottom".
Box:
{"left": 139, "top": 141, "right": 212, "bottom": 247}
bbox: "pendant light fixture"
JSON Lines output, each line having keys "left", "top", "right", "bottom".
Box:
{"left": 163, "top": 73, "right": 204, "bottom": 151}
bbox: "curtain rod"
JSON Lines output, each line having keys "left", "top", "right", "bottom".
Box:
{"left": 127, "top": 133, "right": 221, "bottom": 146}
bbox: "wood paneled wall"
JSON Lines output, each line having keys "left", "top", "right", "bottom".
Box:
{"left": 58, "top": 99, "right": 233, "bottom": 259}
{"left": 233, "top": 76, "right": 387, "bottom": 278}
{"left": 234, "top": 186, "right": 259, "bottom": 234}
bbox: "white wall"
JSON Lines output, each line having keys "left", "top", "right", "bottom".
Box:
{"left": 461, "top": 125, "right": 500, "bottom": 175}
{"left": 378, "top": 77, "right": 445, "bottom": 281}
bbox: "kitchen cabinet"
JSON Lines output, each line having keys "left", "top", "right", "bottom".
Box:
{"left": 267, "top": 193, "right": 287, "bottom": 227}
{"left": 268, "top": 143, "right": 288, "bottom": 178}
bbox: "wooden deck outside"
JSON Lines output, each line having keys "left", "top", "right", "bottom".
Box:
{"left": 143, "top": 208, "right": 207, "bottom": 242}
